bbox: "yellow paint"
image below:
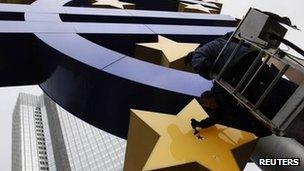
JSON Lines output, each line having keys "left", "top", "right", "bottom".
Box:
{"left": 129, "top": 99, "right": 256, "bottom": 171}
{"left": 136, "top": 35, "right": 199, "bottom": 66}
{"left": 92, "top": 0, "right": 135, "bottom": 9}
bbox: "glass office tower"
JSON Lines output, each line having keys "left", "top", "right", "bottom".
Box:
{"left": 12, "top": 93, "right": 126, "bottom": 171}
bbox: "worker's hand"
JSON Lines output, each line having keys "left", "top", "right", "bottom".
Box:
{"left": 184, "top": 52, "right": 194, "bottom": 65}
{"left": 191, "top": 118, "right": 199, "bottom": 129}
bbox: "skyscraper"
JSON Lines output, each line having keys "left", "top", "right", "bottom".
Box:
{"left": 12, "top": 93, "right": 126, "bottom": 171}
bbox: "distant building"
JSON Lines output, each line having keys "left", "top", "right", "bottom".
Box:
{"left": 12, "top": 93, "right": 126, "bottom": 171}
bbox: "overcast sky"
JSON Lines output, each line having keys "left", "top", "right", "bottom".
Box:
{"left": 0, "top": 0, "right": 303, "bottom": 171}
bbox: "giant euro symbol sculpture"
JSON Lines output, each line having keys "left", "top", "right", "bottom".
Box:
{"left": 0, "top": 0, "right": 236, "bottom": 138}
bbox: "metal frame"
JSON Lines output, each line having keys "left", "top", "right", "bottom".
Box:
{"left": 210, "top": 8, "right": 304, "bottom": 136}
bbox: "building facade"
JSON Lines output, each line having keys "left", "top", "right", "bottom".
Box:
{"left": 12, "top": 93, "right": 126, "bottom": 171}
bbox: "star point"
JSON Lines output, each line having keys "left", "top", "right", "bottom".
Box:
{"left": 135, "top": 35, "right": 199, "bottom": 71}
{"left": 92, "top": 0, "right": 135, "bottom": 9}
{"left": 178, "top": 2, "right": 219, "bottom": 14}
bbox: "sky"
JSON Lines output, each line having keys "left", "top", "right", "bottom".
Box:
{"left": 0, "top": 0, "right": 304, "bottom": 171}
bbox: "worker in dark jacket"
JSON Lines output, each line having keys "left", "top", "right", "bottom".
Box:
{"left": 185, "top": 32, "right": 253, "bottom": 80}
{"left": 186, "top": 32, "right": 297, "bottom": 137}
{"left": 192, "top": 84, "right": 272, "bottom": 137}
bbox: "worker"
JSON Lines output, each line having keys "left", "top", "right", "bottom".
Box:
{"left": 184, "top": 32, "right": 254, "bottom": 81}
{"left": 191, "top": 84, "right": 272, "bottom": 137}
{"left": 186, "top": 32, "right": 298, "bottom": 137}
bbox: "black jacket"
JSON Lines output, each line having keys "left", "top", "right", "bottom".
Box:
{"left": 190, "top": 32, "right": 252, "bottom": 80}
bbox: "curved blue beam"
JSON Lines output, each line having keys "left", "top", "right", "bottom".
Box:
{"left": 0, "top": 1, "right": 236, "bottom": 138}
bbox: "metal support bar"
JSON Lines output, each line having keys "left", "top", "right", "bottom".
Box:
{"left": 216, "top": 39, "right": 245, "bottom": 80}
{"left": 215, "top": 79, "right": 280, "bottom": 133}
{"left": 272, "top": 83, "right": 304, "bottom": 130}
{"left": 233, "top": 51, "right": 265, "bottom": 93}
{"left": 253, "top": 64, "right": 290, "bottom": 110}
{"left": 210, "top": 8, "right": 253, "bottom": 79}
{"left": 241, "top": 55, "right": 271, "bottom": 95}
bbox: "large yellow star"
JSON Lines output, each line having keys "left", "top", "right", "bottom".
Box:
{"left": 92, "top": 0, "right": 135, "bottom": 9}
{"left": 178, "top": 2, "right": 220, "bottom": 14}
{"left": 135, "top": 36, "right": 199, "bottom": 71}
{"left": 124, "top": 99, "right": 257, "bottom": 171}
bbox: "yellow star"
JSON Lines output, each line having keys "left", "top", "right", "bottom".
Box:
{"left": 124, "top": 99, "right": 257, "bottom": 171}
{"left": 135, "top": 36, "right": 199, "bottom": 71}
{"left": 92, "top": 0, "right": 135, "bottom": 9}
{"left": 178, "top": 2, "right": 220, "bottom": 14}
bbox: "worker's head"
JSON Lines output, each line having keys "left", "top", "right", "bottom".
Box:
{"left": 199, "top": 91, "right": 218, "bottom": 109}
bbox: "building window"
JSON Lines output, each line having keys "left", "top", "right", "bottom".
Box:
{"left": 38, "top": 146, "right": 46, "bottom": 150}
{"left": 40, "top": 167, "right": 49, "bottom": 170}
{"left": 37, "top": 133, "right": 44, "bottom": 136}
{"left": 35, "top": 118, "right": 42, "bottom": 121}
